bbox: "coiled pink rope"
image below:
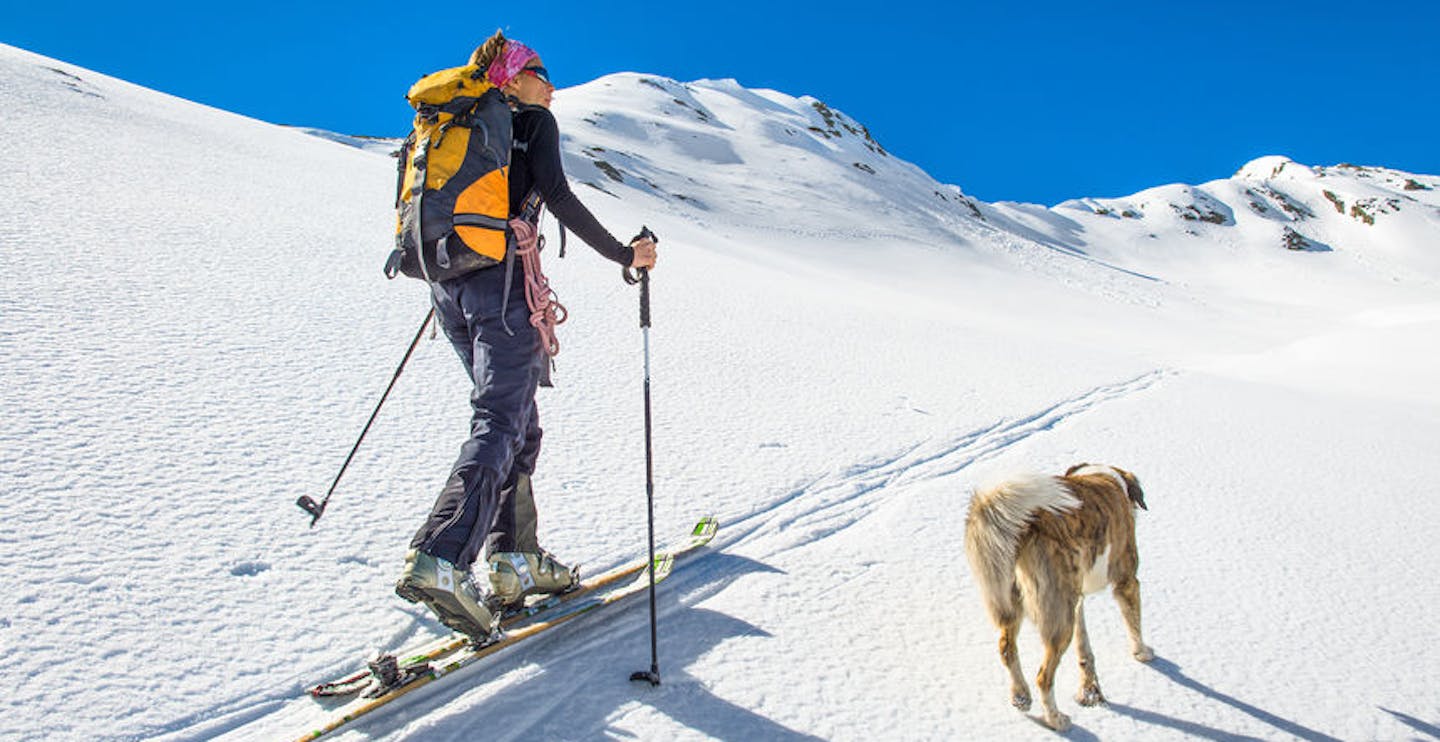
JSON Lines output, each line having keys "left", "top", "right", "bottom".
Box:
{"left": 509, "top": 218, "right": 567, "bottom": 356}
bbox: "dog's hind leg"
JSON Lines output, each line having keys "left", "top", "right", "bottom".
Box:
{"left": 1034, "top": 595, "right": 1077, "bottom": 731}
{"left": 996, "top": 587, "right": 1031, "bottom": 714}
{"left": 998, "top": 604, "right": 1031, "bottom": 712}
{"left": 1072, "top": 599, "right": 1105, "bottom": 706}
{"left": 1113, "top": 577, "right": 1154, "bottom": 661}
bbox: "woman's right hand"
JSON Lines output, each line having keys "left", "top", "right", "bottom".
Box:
{"left": 630, "top": 236, "right": 657, "bottom": 270}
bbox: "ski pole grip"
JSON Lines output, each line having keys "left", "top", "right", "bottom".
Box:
{"left": 638, "top": 269, "right": 650, "bottom": 329}
{"left": 623, "top": 226, "right": 657, "bottom": 328}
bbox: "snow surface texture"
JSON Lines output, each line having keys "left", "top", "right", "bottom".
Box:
{"left": 3, "top": 42, "right": 1439, "bottom": 740}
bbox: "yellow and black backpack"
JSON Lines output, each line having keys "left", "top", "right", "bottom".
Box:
{"left": 385, "top": 64, "right": 513, "bottom": 282}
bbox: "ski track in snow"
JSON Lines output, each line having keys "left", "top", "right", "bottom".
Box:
{"left": 720, "top": 369, "right": 1173, "bottom": 558}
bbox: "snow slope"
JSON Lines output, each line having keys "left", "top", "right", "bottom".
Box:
{"left": 2, "top": 42, "right": 1438, "bottom": 741}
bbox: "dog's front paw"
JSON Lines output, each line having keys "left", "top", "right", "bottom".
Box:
{"left": 1133, "top": 644, "right": 1155, "bottom": 662}
{"left": 1044, "top": 710, "right": 1072, "bottom": 732}
{"left": 1011, "top": 691, "right": 1032, "bottom": 711}
{"left": 1076, "top": 684, "right": 1105, "bottom": 706}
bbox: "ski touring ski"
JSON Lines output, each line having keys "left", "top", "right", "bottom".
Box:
{"left": 294, "top": 516, "right": 717, "bottom": 741}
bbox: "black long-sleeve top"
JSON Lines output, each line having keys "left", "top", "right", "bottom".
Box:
{"left": 510, "top": 106, "right": 634, "bottom": 267}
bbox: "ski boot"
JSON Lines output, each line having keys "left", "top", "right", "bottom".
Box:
{"left": 486, "top": 472, "right": 580, "bottom": 608}
{"left": 395, "top": 549, "right": 498, "bottom": 643}
{"left": 487, "top": 549, "right": 579, "bottom": 608}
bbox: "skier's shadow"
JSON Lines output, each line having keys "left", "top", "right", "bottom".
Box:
{"left": 364, "top": 551, "right": 821, "bottom": 741}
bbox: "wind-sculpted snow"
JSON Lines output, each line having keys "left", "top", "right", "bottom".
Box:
{"left": 4, "top": 42, "right": 1440, "bottom": 741}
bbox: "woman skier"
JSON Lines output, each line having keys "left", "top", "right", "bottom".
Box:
{"left": 395, "top": 31, "right": 659, "bottom": 640}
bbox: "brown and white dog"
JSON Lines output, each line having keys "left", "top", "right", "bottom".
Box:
{"left": 963, "top": 463, "right": 1153, "bottom": 731}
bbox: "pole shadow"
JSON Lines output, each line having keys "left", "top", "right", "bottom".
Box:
{"left": 1380, "top": 707, "right": 1440, "bottom": 739}
{"left": 1105, "top": 702, "right": 1263, "bottom": 741}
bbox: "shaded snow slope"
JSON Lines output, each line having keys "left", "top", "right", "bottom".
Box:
{"left": 287, "top": 127, "right": 401, "bottom": 156}
{"left": 4, "top": 42, "right": 1439, "bottom": 741}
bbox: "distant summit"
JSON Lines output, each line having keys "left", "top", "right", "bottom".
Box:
{"left": 1235, "top": 155, "right": 1307, "bottom": 181}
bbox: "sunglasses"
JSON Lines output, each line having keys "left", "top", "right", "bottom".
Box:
{"left": 520, "top": 66, "right": 552, "bottom": 85}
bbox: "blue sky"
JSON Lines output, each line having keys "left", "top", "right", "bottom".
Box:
{"left": 6, "top": 1, "right": 1436, "bottom": 205}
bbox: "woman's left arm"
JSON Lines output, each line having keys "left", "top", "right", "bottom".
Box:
{"left": 526, "top": 111, "right": 636, "bottom": 267}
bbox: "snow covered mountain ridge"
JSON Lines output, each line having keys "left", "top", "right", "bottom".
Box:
{"left": 555, "top": 72, "right": 1440, "bottom": 313}
{"left": 313, "top": 68, "right": 1440, "bottom": 294}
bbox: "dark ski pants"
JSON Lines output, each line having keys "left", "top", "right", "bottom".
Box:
{"left": 410, "top": 264, "right": 545, "bottom": 571}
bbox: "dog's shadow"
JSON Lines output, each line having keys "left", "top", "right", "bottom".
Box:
{"left": 1028, "top": 714, "right": 1101, "bottom": 741}
{"left": 1102, "top": 655, "right": 1341, "bottom": 742}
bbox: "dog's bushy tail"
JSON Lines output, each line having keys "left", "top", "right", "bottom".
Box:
{"left": 964, "top": 474, "right": 1079, "bottom": 624}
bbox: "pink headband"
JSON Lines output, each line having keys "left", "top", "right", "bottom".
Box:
{"left": 486, "top": 41, "right": 538, "bottom": 88}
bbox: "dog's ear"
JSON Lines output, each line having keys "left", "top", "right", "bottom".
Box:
{"left": 1064, "top": 462, "right": 1091, "bottom": 477}
{"left": 1117, "top": 467, "right": 1147, "bottom": 510}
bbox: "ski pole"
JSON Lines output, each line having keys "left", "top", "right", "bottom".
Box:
{"left": 624, "top": 227, "right": 662, "bottom": 686}
{"left": 296, "top": 307, "right": 434, "bottom": 528}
